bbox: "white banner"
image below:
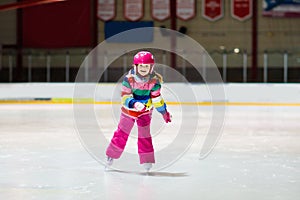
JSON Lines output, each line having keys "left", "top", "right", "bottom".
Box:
{"left": 97, "top": 0, "right": 116, "bottom": 21}
{"left": 151, "top": 0, "right": 170, "bottom": 21}
{"left": 124, "top": 0, "right": 144, "bottom": 21}
{"left": 176, "top": 0, "right": 196, "bottom": 21}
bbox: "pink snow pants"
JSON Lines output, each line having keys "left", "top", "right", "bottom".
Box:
{"left": 106, "top": 112, "right": 155, "bottom": 164}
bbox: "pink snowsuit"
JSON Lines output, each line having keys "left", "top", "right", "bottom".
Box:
{"left": 106, "top": 69, "right": 168, "bottom": 164}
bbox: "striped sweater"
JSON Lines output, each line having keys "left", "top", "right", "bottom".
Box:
{"left": 121, "top": 69, "right": 167, "bottom": 118}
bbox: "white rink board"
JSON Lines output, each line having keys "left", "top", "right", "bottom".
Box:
{"left": 0, "top": 83, "right": 300, "bottom": 103}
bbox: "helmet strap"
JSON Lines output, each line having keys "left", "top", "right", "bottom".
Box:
{"left": 149, "top": 64, "right": 154, "bottom": 73}
{"left": 133, "top": 65, "right": 137, "bottom": 75}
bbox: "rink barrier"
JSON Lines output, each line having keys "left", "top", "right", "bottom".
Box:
{"left": 0, "top": 97, "right": 300, "bottom": 106}
{"left": 0, "top": 83, "right": 300, "bottom": 106}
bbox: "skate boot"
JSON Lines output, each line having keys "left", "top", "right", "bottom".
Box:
{"left": 143, "top": 163, "right": 153, "bottom": 172}
{"left": 105, "top": 157, "right": 113, "bottom": 171}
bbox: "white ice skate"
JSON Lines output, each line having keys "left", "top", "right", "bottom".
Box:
{"left": 105, "top": 157, "right": 113, "bottom": 171}
{"left": 143, "top": 163, "right": 153, "bottom": 172}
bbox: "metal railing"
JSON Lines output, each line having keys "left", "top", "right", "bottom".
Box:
{"left": 0, "top": 48, "right": 299, "bottom": 83}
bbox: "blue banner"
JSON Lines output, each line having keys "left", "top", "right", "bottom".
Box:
{"left": 105, "top": 21, "right": 154, "bottom": 43}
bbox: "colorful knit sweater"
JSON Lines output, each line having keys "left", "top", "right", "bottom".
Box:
{"left": 121, "top": 69, "right": 167, "bottom": 118}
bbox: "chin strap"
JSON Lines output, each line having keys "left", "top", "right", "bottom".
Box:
{"left": 150, "top": 64, "right": 154, "bottom": 73}
{"left": 134, "top": 65, "right": 137, "bottom": 75}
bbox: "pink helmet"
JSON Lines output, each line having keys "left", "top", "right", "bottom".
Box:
{"left": 133, "top": 51, "right": 155, "bottom": 65}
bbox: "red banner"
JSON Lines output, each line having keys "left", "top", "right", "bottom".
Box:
{"left": 202, "top": 0, "right": 224, "bottom": 21}
{"left": 124, "top": 0, "right": 144, "bottom": 21}
{"left": 176, "top": 0, "right": 196, "bottom": 21}
{"left": 231, "top": 0, "right": 252, "bottom": 21}
{"left": 151, "top": 0, "right": 170, "bottom": 21}
{"left": 97, "top": 0, "right": 116, "bottom": 21}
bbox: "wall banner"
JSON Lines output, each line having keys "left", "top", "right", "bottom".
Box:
{"left": 202, "top": 0, "right": 224, "bottom": 21}
{"left": 97, "top": 0, "right": 116, "bottom": 21}
{"left": 124, "top": 0, "right": 144, "bottom": 21}
{"left": 176, "top": 0, "right": 196, "bottom": 21}
{"left": 263, "top": 0, "right": 300, "bottom": 17}
{"left": 151, "top": 0, "right": 170, "bottom": 21}
{"left": 231, "top": 0, "right": 252, "bottom": 21}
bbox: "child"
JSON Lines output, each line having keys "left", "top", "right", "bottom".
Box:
{"left": 105, "top": 51, "right": 172, "bottom": 171}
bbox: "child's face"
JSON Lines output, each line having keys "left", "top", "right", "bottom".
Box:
{"left": 137, "top": 64, "right": 152, "bottom": 76}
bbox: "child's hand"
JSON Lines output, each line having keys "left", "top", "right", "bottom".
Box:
{"left": 162, "top": 111, "right": 172, "bottom": 123}
{"left": 134, "top": 102, "right": 146, "bottom": 112}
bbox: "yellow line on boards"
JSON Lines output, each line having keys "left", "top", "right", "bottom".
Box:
{"left": 0, "top": 100, "right": 300, "bottom": 107}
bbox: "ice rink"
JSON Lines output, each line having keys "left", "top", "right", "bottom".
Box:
{"left": 0, "top": 103, "right": 299, "bottom": 200}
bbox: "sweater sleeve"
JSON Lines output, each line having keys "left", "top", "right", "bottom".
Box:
{"left": 150, "top": 79, "right": 167, "bottom": 114}
{"left": 121, "top": 76, "right": 136, "bottom": 109}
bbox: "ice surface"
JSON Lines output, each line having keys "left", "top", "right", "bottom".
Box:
{"left": 0, "top": 104, "right": 299, "bottom": 200}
